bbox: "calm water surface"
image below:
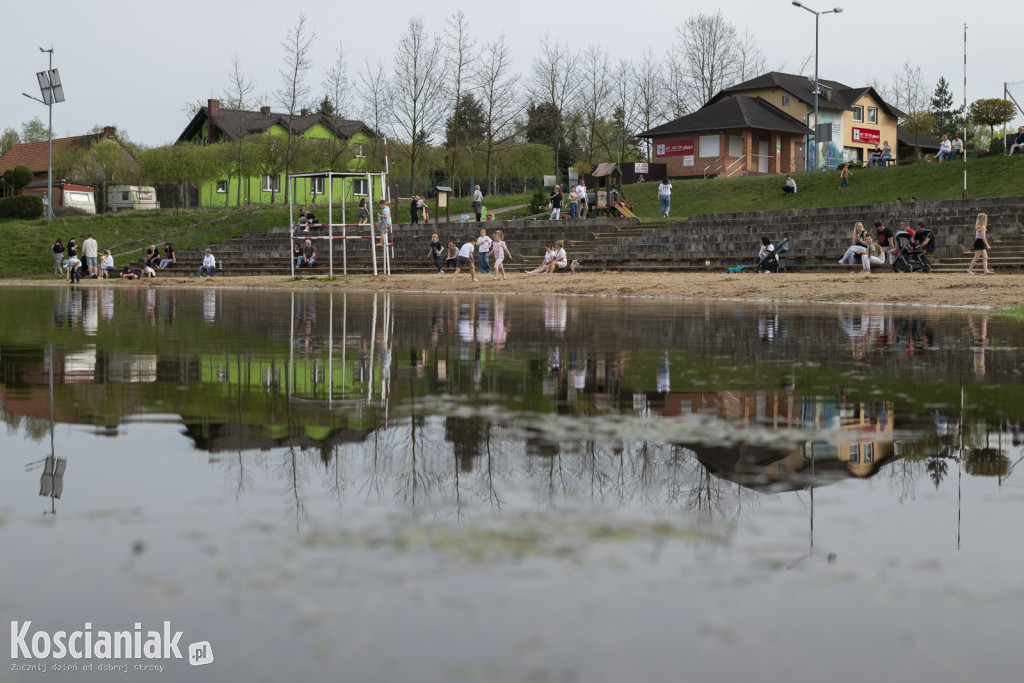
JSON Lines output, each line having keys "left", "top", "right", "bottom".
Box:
{"left": 2, "top": 287, "right": 1023, "bottom": 682}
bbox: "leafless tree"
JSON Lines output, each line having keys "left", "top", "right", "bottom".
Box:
{"left": 474, "top": 34, "right": 520, "bottom": 195}
{"left": 224, "top": 55, "right": 256, "bottom": 207}
{"left": 274, "top": 13, "right": 317, "bottom": 203}
{"left": 631, "top": 49, "right": 664, "bottom": 160}
{"left": 735, "top": 30, "right": 768, "bottom": 82}
{"left": 528, "top": 35, "right": 581, "bottom": 183}
{"left": 889, "top": 61, "right": 928, "bottom": 114}
{"left": 579, "top": 44, "right": 611, "bottom": 166}
{"left": 669, "top": 11, "right": 749, "bottom": 111}
{"left": 444, "top": 10, "right": 477, "bottom": 184}
{"left": 391, "top": 18, "right": 447, "bottom": 192}
{"left": 357, "top": 57, "right": 392, "bottom": 170}
{"left": 316, "top": 43, "right": 352, "bottom": 173}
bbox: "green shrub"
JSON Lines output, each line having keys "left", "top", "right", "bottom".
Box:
{"left": 0, "top": 195, "right": 44, "bottom": 220}
{"left": 988, "top": 136, "right": 1005, "bottom": 155}
{"left": 530, "top": 184, "right": 548, "bottom": 213}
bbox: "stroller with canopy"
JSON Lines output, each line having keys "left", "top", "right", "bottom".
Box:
{"left": 756, "top": 237, "right": 790, "bottom": 273}
{"left": 892, "top": 231, "right": 931, "bottom": 273}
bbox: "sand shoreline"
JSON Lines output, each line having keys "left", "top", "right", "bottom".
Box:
{"left": 4, "top": 272, "right": 1022, "bottom": 309}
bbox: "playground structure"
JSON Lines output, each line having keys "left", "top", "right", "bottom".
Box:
{"left": 591, "top": 163, "right": 638, "bottom": 219}
{"left": 287, "top": 141, "right": 394, "bottom": 278}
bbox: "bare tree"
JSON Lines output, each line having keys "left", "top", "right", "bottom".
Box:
{"left": 579, "top": 44, "right": 611, "bottom": 166}
{"left": 670, "top": 11, "right": 744, "bottom": 111}
{"left": 224, "top": 55, "right": 256, "bottom": 207}
{"left": 390, "top": 18, "right": 447, "bottom": 193}
{"left": 444, "top": 10, "right": 477, "bottom": 186}
{"left": 735, "top": 30, "right": 768, "bottom": 82}
{"left": 889, "top": 61, "right": 928, "bottom": 113}
{"left": 316, "top": 43, "right": 352, "bottom": 174}
{"left": 631, "top": 49, "right": 664, "bottom": 160}
{"left": 474, "top": 34, "right": 520, "bottom": 195}
{"left": 528, "top": 35, "right": 580, "bottom": 183}
{"left": 357, "top": 57, "right": 392, "bottom": 170}
{"left": 274, "top": 13, "right": 317, "bottom": 204}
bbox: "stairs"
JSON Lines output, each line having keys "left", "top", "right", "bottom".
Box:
{"left": 928, "top": 230, "right": 1024, "bottom": 273}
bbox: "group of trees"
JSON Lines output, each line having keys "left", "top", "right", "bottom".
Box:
{"left": 876, "top": 63, "right": 1022, "bottom": 157}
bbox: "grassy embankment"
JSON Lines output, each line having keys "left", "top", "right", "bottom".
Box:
{"left": 0, "top": 194, "right": 534, "bottom": 278}
{"left": 3, "top": 155, "right": 1022, "bottom": 277}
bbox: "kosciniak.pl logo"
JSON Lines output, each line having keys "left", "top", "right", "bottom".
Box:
{"left": 10, "top": 621, "right": 213, "bottom": 667}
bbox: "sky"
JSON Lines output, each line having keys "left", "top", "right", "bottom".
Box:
{"left": 2, "top": 0, "right": 1022, "bottom": 147}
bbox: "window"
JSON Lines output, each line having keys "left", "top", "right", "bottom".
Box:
{"left": 867, "top": 107, "right": 878, "bottom": 124}
{"left": 852, "top": 105, "right": 864, "bottom": 122}
{"left": 698, "top": 135, "right": 720, "bottom": 158}
{"left": 262, "top": 175, "right": 280, "bottom": 193}
{"left": 311, "top": 177, "right": 324, "bottom": 195}
{"left": 728, "top": 135, "right": 743, "bottom": 157}
{"left": 216, "top": 180, "right": 228, "bottom": 194}
{"left": 353, "top": 143, "right": 366, "bottom": 158}
{"left": 782, "top": 95, "right": 791, "bottom": 106}
{"left": 863, "top": 443, "right": 874, "bottom": 464}
{"left": 353, "top": 178, "right": 368, "bottom": 196}
{"left": 848, "top": 443, "right": 861, "bottom": 464}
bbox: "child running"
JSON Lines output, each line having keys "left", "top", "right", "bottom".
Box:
{"left": 452, "top": 236, "right": 479, "bottom": 282}
{"left": 358, "top": 198, "right": 368, "bottom": 226}
{"left": 491, "top": 229, "right": 512, "bottom": 280}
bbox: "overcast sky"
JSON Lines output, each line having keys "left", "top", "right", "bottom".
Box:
{"left": 2, "top": 0, "right": 1021, "bottom": 147}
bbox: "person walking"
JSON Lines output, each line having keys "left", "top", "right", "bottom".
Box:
{"left": 967, "top": 212, "right": 994, "bottom": 275}
{"left": 472, "top": 185, "right": 484, "bottom": 222}
{"left": 657, "top": 177, "right": 673, "bottom": 217}
{"left": 491, "top": 229, "right": 511, "bottom": 281}
{"left": 839, "top": 163, "right": 851, "bottom": 189}
{"left": 358, "top": 198, "right": 369, "bottom": 226}
{"left": 51, "top": 238, "right": 64, "bottom": 276}
{"left": 568, "top": 187, "right": 579, "bottom": 219}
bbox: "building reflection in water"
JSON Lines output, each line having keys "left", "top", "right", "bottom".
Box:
{"left": 4, "top": 290, "right": 1024, "bottom": 521}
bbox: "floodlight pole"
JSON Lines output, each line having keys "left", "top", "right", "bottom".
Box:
{"left": 792, "top": 3, "right": 842, "bottom": 171}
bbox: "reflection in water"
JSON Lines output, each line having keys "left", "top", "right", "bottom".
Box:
{"left": 3, "top": 289, "right": 1024, "bottom": 522}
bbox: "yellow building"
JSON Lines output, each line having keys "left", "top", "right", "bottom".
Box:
{"left": 712, "top": 72, "right": 903, "bottom": 169}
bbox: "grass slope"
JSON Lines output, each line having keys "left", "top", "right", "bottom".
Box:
{"left": 623, "top": 154, "right": 1024, "bottom": 221}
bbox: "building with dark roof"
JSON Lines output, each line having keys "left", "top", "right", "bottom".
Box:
{"left": 177, "top": 99, "right": 376, "bottom": 207}
{"left": 640, "top": 71, "right": 904, "bottom": 178}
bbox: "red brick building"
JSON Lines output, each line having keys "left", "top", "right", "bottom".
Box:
{"left": 639, "top": 96, "right": 810, "bottom": 179}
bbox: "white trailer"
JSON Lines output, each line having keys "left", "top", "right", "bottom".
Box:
{"left": 106, "top": 185, "right": 158, "bottom": 212}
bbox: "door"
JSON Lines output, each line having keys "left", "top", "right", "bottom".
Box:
{"left": 758, "top": 141, "right": 769, "bottom": 173}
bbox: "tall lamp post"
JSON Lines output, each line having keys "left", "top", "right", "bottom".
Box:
{"left": 791, "top": 2, "right": 842, "bottom": 171}
{"left": 22, "top": 47, "right": 65, "bottom": 221}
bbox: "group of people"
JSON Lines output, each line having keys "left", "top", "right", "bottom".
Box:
{"left": 547, "top": 181, "right": 591, "bottom": 221}
{"left": 835, "top": 218, "right": 938, "bottom": 273}
{"left": 936, "top": 134, "right": 965, "bottom": 162}
{"left": 866, "top": 141, "right": 895, "bottom": 167}
{"left": 51, "top": 235, "right": 116, "bottom": 282}
{"left": 444, "top": 228, "right": 513, "bottom": 282}
{"left": 293, "top": 208, "right": 319, "bottom": 233}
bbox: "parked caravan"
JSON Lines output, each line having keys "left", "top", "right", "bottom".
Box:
{"left": 63, "top": 190, "right": 96, "bottom": 215}
{"left": 106, "top": 185, "right": 158, "bottom": 212}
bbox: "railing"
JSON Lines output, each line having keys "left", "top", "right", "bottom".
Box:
{"left": 108, "top": 210, "right": 258, "bottom": 262}
{"left": 725, "top": 157, "right": 746, "bottom": 177}
{"left": 703, "top": 159, "right": 724, "bottom": 179}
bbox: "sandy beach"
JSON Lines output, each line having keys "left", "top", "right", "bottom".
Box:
{"left": 7, "top": 271, "right": 1024, "bottom": 309}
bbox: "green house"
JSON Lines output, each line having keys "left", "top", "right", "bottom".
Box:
{"left": 177, "top": 99, "right": 377, "bottom": 207}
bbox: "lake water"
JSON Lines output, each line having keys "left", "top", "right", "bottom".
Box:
{"left": 2, "top": 287, "right": 1023, "bottom": 682}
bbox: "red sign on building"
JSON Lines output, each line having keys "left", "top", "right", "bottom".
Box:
{"left": 655, "top": 140, "right": 695, "bottom": 157}
{"left": 852, "top": 127, "right": 880, "bottom": 145}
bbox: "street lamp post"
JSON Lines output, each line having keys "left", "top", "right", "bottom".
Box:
{"left": 22, "top": 47, "right": 65, "bottom": 221}
{"left": 792, "top": 2, "right": 842, "bottom": 170}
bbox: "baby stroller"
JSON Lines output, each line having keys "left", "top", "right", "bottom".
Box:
{"left": 892, "top": 231, "right": 930, "bottom": 273}
{"left": 757, "top": 237, "right": 790, "bottom": 273}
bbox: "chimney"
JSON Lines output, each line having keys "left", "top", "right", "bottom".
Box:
{"left": 208, "top": 98, "right": 220, "bottom": 116}
{"left": 103, "top": 126, "right": 117, "bottom": 140}
{"left": 300, "top": 108, "right": 309, "bottom": 117}
{"left": 260, "top": 106, "right": 271, "bottom": 115}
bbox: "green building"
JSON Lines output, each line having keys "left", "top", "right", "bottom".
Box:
{"left": 177, "top": 99, "right": 376, "bottom": 207}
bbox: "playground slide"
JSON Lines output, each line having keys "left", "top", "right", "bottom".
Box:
{"left": 613, "top": 204, "right": 637, "bottom": 218}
